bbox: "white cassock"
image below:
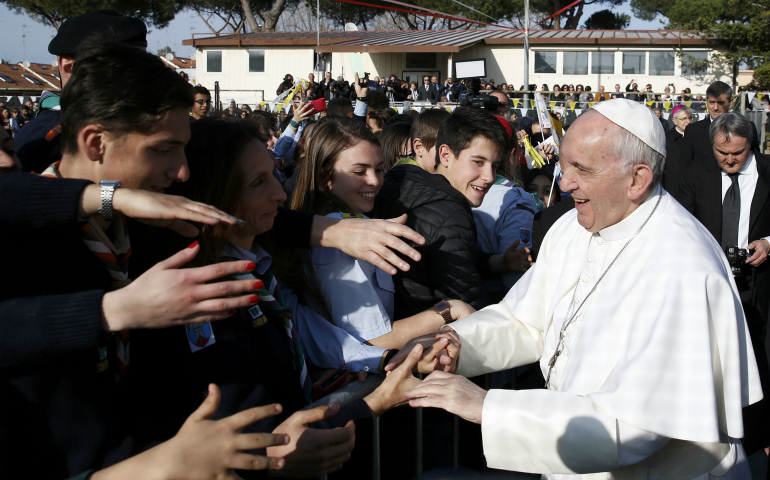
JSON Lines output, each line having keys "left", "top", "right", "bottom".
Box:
{"left": 449, "top": 186, "right": 763, "bottom": 479}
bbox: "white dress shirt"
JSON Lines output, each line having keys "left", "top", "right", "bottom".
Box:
{"left": 720, "top": 152, "right": 770, "bottom": 248}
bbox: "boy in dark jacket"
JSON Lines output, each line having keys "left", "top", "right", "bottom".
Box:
{"left": 375, "top": 107, "right": 509, "bottom": 318}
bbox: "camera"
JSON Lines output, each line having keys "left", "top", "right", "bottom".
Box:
{"left": 467, "top": 94, "right": 501, "bottom": 113}
{"left": 724, "top": 245, "right": 751, "bottom": 277}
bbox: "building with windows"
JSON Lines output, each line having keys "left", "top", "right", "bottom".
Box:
{"left": 183, "top": 30, "right": 728, "bottom": 106}
{"left": 0, "top": 61, "right": 61, "bottom": 105}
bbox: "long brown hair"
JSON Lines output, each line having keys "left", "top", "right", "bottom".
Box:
{"left": 168, "top": 117, "right": 265, "bottom": 268}
{"left": 290, "top": 116, "right": 379, "bottom": 216}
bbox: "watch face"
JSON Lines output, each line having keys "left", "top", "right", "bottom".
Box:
{"left": 435, "top": 300, "right": 451, "bottom": 312}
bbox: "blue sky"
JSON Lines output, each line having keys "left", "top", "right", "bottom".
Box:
{"left": 0, "top": 3, "right": 665, "bottom": 64}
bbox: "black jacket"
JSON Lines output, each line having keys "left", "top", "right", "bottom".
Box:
{"left": 663, "top": 127, "right": 686, "bottom": 194}
{"left": 416, "top": 84, "right": 439, "bottom": 104}
{"left": 679, "top": 116, "right": 760, "bottom": 168}
{"left": 373, "top": 164, "right": 489, "bottom": 318}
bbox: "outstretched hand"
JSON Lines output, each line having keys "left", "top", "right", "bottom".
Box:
{"left": 101, "top": 242, "right": 262, "bottom": 331}
{"left": 364, "top": 343, "right": 424, "bottom": 416}
{"left": 503, "top": 239, "right": 531, "bottom": 273}
{"left": 385, "top": 329, "right": 462, "bottom": 374}
{"left": 91, "top": 384, "right": 289, "bottom": 480}
{"left": 404, "top": 371, "right": 488, "bottom": 424}
{"left": 316, "top": 214, "right": 425, "bottom": 275}
{"left": 82, "top": 185, "right": 244, "bottom": 237}
{"left": 268, "top": 404, "right": 356, "bottom": 478}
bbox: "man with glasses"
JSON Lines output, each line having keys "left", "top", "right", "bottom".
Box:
{"left": 663, "top": 105, "right": 693, "bottom": 192}
{"left": 191, "top": 85, "right": 211, "bottom": 121}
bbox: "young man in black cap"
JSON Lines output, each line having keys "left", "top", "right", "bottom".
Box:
{"left": 14, "top": 10, "right": 148, "bottom": 173}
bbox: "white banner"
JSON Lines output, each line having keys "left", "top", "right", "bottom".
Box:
{"left": 747, "top": 92, "right": 756, "bottom": 104}
{"left": 534, "top": 93, "right": 552, "bottom": 129}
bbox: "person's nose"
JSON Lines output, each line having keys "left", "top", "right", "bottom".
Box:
{"left": 172, "top": 155, "right": 190, "bottom": 183}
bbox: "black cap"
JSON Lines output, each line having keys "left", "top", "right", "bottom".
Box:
{"left": 48, "top": 10, "right": 147, "bottom": 57}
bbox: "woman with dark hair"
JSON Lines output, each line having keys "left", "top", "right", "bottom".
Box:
{"left": 130, "top": 116, "right": 429, "bottom": 478}
{"left": 378, "top": 116, "right": 414, "bottom": 172}
{"left": 291, "top": 116, "right": 474, "bottom": 347}
{"left": 525, "top": 167, "right": 561, "bottom": 208}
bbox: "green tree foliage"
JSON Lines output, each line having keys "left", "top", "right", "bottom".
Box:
{"left": 529, "top": 0, "right": 625, "bottom": 29}
{"left": 631, "top": 0, "right": 770, "bottom": 71}
{"left": 1, "top": 0, "right": 182, "bottom": 30}
{"left": 582, "top": 8, "right": 630, "bottom": 29}
{"left": 157, "top": 45, "right": 175, "bottom": 56}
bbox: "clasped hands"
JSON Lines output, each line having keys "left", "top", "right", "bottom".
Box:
{"left": 384, "top": 326, "right": 488, "bottom": 425}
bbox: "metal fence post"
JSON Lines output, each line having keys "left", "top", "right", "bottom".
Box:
{"left": 373, "top": 416, "right": 381, "bottom": 480}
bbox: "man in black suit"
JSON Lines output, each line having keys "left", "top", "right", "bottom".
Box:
{"left": 676, "top": 112, "right": 770, "bottom": 457}
{"left": 663, "top": 105, "right": 693, "bottom": 193}
{"left": 678, "top": 81, "right": 759, "bottom": 169}
{"left": 416, "top": 75, "right": 439, "bottom": 104}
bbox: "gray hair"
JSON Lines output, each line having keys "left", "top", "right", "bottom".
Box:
{"left": 709, "top": 112, "right": 753, "bottom": 146}
{"left": 581, "top": 109, "right": 665, "bottom": 187}
{"left": 673, "top": 107, "right": 693, "bottom": 119}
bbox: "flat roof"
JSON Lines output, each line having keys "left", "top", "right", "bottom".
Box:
{"left": 183, "top": 29, "right": 716, "bottom": 53}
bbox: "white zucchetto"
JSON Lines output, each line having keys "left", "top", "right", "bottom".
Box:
{"left": 593, "top": 99, "right": 667, "bottom": 156}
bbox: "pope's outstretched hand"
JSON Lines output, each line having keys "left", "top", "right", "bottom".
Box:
{"left": 404, "top": 371, "right": 488, "bottom": 424}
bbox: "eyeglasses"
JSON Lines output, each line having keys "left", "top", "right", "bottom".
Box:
{"left": 674, "top": 116, "right": 693, "bottom": 121}
{"left": 195, "top": 100, "right": 211, "bottom": 105}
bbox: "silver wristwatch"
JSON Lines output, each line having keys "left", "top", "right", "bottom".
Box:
{"left": 98, "top": 180, "right": 122, "bottom": 221}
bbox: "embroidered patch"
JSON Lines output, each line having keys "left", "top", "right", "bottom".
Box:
{"left": 341, "top": 212, "right": 363, "bottom": 219}
{"left": 185, "top": 322, "right": 216, "bottom": 352}
{"left": 520, "top": 228, "right": 532, "bottom": 244}
{"left": 249, "top": 305, "right": 268, "bottom": 328}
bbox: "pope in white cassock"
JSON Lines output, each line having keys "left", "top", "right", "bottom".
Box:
{"left": 392, "top": 99, "right": 764, "bottom": 479}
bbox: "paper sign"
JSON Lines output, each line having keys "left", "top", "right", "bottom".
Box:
{"left": 346, "top": 53, "right": 366, "bottom": 78}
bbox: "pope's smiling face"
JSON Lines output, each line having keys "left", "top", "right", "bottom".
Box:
{"left": 560, "top": 111, "right": 646, "bottom": 233}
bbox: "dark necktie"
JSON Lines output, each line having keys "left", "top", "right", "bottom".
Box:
{"left": 721, "top": 173, "right": 741, "bottom": 247}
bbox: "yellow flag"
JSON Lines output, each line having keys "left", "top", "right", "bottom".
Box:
{"left": 685, "top": 101, "right": 693, "bottom": 107}
{"left": 758, "top": 94, "right": 764, "bottom": 100}
{"left": 569, "top": 102, "right": 576, "bottom": 111}
{"left": 392, "top": 106, "right": 398, "bottom": 112}
{"left": 513, "top": 99, "right": 520, "bottom": 108}
{"left": 549, "top": 101, "right": 557, "bottom": 109}
{"left": 646, "top": 101, "right": 654, "bottom": 107}
{"left": 275, "top": 104, "right": 283, "bottom": 113}
{"left": 525, "top": 137, "right": 546, "bottom": 169}
{"left": 589, "top": 102, "right": 597, "bottom": 108}
{"left": 664, "top": 101, "right": 672, "bottom": 112}
{"left": 548, "top": 111, "right": 563, "bottom": 144}
{"left": 445, "top": 107, "right": 452, "bottom": 112}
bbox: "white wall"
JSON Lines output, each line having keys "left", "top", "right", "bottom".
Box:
{"left": 194, "top": 43, "right": 728, "bottom": 107}
{"left": 195, "top": 45, "right": 315, "bottom": 107}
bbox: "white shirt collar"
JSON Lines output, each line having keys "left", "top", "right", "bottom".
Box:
{"left": 720, "top": 152, "right": 755, "bottom": 177}
{"left": 223, "top": 242, "right": 272, "bottom": 276}
{"left": 597, "top": 184, "right": 662, "bottom": 242}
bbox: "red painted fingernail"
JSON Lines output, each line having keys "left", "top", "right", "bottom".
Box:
{"left": 227, "top": 309, "right": 236, "bottom": 315}
{"left": 188, "top": 241, "right": 199, "bottom": 249}
{"left": 249, "top": 295, "right": 259, "bottom": 304}
{"left": 253, "top": 281, "right": 264, "bottom": 290}
{"left": 245, "top": 262, "right": 256, "bottom": 271}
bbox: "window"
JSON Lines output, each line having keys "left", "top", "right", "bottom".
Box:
{"left": 51, "top": 73, "right": 61, "bottom": 80}
{"left": 40, "top": 65, "right": 48, "bottom": 70}
{"left": 591, "top": 52, "right": 614, "bottom": 74}
{"left": 622, "top": 52, "right": 645, "bottom": 75}
{"left": 180, "top": 59, "right": 187, "bottom": 64}
{"left": 649, "top": 51, "right": 675, "bottom": 76}
{"left": 405, "top": 53, "right": 436, "bottom": 69}
{"left": 563, "top": 52, "right": 588, "bottom": 75}
{"left": 9, "top": 65, "right": 18, "bottom": 70}
{"left": 22, "top": 75, "right": 42, "bottom": 85}
{"left": 681, "top": 51, "right": 709, "bottom": 75}
{"left": 0, "top": 73, "right": 14, "bottom": 83}
{"left": 248, "top": 50, "right": 265, "bottom": 73}
{"left": 534, "top": 51, "right": 556, "bottom": 74}
{"left": 207, "top": 51, "right": 222, "bottom": 73}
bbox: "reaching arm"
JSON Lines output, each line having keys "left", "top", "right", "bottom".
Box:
{"left": 368, "top": 299, "right": 474, "bottom": 350}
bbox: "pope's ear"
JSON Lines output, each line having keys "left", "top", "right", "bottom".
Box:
{"left": 628, "top": 163, "right": 654, "bottom": 201}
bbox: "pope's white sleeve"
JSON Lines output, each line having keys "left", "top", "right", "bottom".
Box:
{"left": 481, "top": 389, "right": 669, "bottom": 474}
{"left": 450, "top": 301, "right": 544, "bottom": 377}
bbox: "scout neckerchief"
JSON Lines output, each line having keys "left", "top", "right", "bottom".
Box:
{"left": 222, "top": 245, "right": 312, "bottom": 404}
{"left": 40, "top": 162, "right": 132, "bottom": 380}
{"left": 392, "top": 157, "right": 423, "bottom": 170}
{"left": 493, "top": 175, "right": 514, "bottom": 187}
